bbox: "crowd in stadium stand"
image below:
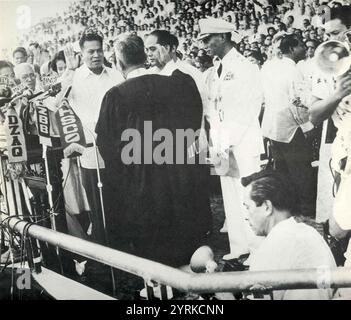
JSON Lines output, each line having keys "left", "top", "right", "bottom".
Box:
{"left": 0, "top": 0, "right": 347, "bottom": 76}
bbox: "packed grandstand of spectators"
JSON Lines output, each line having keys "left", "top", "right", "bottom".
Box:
{"left": 0, "top": 0, "right": 348, "bottom": 78}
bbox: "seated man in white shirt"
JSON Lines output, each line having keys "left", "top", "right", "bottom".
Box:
{"left": 242, "top": 170, "right": 337, "bottom": 300}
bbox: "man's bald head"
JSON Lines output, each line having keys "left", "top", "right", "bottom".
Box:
{"left": 14, "top": 63, "right": 34, "bottom": 78}
{"left": 115, "top": 34, "right": 146, "bottom": 73}
{"left": 14, "top": 63, "right": 36, "bottom": 91}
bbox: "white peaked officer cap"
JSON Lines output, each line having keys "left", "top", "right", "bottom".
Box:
{"left": 198, "top": 18, "right": 241, "bottom": 43}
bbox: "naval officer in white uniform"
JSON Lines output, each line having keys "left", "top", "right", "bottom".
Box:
{"left": 199, "top": 18, "right": 264, "bottom": 260}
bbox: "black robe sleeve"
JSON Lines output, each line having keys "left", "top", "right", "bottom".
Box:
{"left": 96, "top": 88, "right": 126, "bottom": 162}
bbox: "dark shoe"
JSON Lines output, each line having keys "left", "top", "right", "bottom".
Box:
{"left": 222, "top": 257, "right": 249, "bottom": 272}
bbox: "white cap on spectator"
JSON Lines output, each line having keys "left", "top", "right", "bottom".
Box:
{"left": 198, "top": 18, "right": 236, "bottom": 41}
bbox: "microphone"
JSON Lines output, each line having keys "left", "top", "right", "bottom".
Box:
{"left": 0, "top": 85, "right": 12, "bottom": 98}
{"left": 190, "top": 246, "right": 218, "bottom": 273}
{"left": 7, "top": 87, "right": 34, "bottom": 106}
{"left": 28, "top": 82, "right": 62, "bottom": 102}
{"left": 0, "top": 85, "right": 13, "bottom": 108}
{"left": 6, "top": 82, "right": 62, "bottom": 107}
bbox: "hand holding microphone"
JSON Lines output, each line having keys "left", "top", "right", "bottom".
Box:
{"left": 335, "top": 71, "right": 351, "bottom": 102}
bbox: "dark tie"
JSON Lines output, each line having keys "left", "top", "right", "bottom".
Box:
{"left": 217, "top": 63, "right": 223, "bottom": 78}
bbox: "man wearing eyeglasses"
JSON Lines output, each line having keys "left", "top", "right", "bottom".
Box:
{"left": 14, "top": 63, "right": 37, "bottom": 92}
{"left": 13, "top": 63, "right": 40, "bottom": 129}
{"left": 13, "top": 63, "right": 60, "bottom": 136}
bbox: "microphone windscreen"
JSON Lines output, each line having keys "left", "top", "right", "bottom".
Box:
{"left": 0, "top": 85, "right": 12, "bottom": 98}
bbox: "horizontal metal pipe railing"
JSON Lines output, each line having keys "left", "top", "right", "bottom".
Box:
{"left": 6, "top": 217, "right": 351, "bottom": 293}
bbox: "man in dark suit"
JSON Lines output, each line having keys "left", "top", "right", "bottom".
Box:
{"left": 96, "top": 34, "right": 212, "bottom": 267}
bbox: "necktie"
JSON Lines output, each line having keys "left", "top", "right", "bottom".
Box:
{"left": 217, "top": 63, "right": 223, "bottom": 78}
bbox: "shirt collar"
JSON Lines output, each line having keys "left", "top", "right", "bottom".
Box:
{"left": 81, "top": 63, "right": 109, "bottom": 78}
{"left": 221, "top": 47, "right": 241, "bottom": 65}
{"left": 281, "top": 56, "right": 297, "bottom": 66}
{"left": 126, "top": 67, "right": 147, "bottom": 80}
{"left": 269, "top": 217, "right": 296, "bottom": 235}
{"left": 160, "top": 58, "right": 178, "bottom": 76}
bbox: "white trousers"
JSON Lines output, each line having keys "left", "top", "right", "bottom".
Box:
{"left": 316, "top": 142, "right": 334, "bottom": 223}
{"left": 220, "top": 154, "right": 262, "bottom": 258}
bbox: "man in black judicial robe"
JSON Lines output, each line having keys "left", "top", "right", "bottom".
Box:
{"left": 95, "top": 34, "right": 212, "bottom": 267}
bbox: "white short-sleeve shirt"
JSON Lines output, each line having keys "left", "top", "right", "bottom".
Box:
{"left": 70, "top": 64, "right": 124, "bottom": 168}
{"left": 250, "top": 217, "right": 337, "bottom": 300}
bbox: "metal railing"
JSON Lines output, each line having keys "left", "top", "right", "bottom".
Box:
{"left": 6, "top": 217, "right": 351, "bottom": 295}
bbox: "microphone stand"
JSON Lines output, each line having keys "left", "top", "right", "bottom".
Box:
{"left": 2, "top": 82, "right": 62, "bottom": 111}
{"left": 55, "top": 85, "right": 116, "bottom": 294}
{"left": 81, "top": 125, "right": 117, "bottom": 297}
{"left": 0, "top": 85, "right": 64, "bottom": 274}
{"left": 30, "top": 91, "right": 63, "bottom": 274}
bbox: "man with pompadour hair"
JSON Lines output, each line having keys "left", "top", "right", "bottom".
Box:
{"left": 67, "top": 27, "right": 124, "bottom": 246}
{"left": 242, "top": 170, "right": 337, "bottom": 300}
